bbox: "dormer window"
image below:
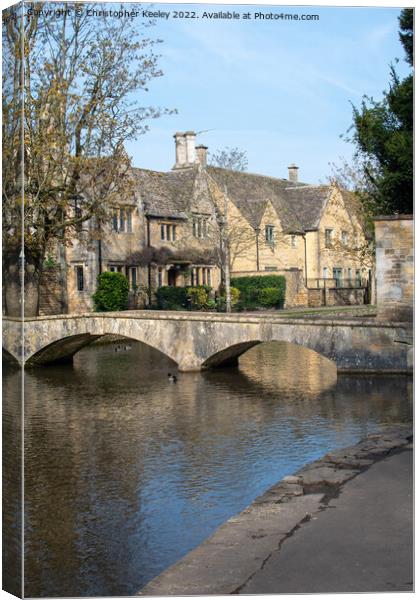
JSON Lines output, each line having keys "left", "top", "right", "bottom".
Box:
{"left": 265, "top": 225, "right": 275, "bottom": 242}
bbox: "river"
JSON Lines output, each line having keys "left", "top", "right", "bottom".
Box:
{"left": 3, "top": 339, "right": 412, "bottom": 597}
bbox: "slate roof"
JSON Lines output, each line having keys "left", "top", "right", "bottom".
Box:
{"left": 206, "top": 167, "right": 304, "bottom": 232}
{"left": 283, "top": 185, "right": 331, "bottom": 230}
{"left": 131, "top": 165, "right": 361, "bottom": 234}
{"left": 132, "top": 167, "right": 198, "bottom": 219}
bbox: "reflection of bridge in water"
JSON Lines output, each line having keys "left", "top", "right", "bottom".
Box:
{"left": 2, "top": 311, "right": 413, "bottom": 373}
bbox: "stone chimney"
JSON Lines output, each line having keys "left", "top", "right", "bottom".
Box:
{"left": 173, "top": 132, "right": 187, "bottom": 169}
{"left": 288, "top": 163, "right": 299, "bottom": 183}
{"left": 185, "top": 131, "right": 197, "bottom": 165}
{"left": 173, "top": 131, "right": 198, "bottom": 169}
{"left": 196, "top": 144, "right": 208, "bottom": 167}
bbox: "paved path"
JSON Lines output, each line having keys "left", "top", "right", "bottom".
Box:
{"left": 240, "top": 449, "right": 413, "bottom": 594}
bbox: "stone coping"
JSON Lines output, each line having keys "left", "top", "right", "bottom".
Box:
{"left": 138, "top": 425, "right": 412, "bottom": 596}
{"left": 373, "top": 214, "right": 413, "bottom": 221}
{"left": 3, "top": 311, "right": 413, "bottom": 329}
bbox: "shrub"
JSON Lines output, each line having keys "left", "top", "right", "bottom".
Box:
{"left": 156, "top": 286, "right": 188, "bottom": 310}
{"left": 231, "top": 275, "right": 285, "bottom": 309}
{"left": 93, "top": 272, "right": 129, "bottom": 312}
{"left": 216, "top": 286, "right": 240, "bottom": 311}
{"left": 230, "top": 286, "right": 240, "bottom": 306}
{"left": 205, "top": 298, "right": 217, "bottom": 310}
{"left": 257, "top": 287, "right": 282, "bottom": 308}
{"left": 186, "top": 286, "right": 208, "bottom": 310}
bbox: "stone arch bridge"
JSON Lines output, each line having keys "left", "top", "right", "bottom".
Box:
{"left": 2, "top": 311, "right": 413, "bottom": 373}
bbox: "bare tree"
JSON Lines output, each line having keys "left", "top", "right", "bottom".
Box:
{"left": 206, "top": 147, "right": 249, "bottom": 312}
{"left": 324, "top": 160, "right": 375, "bottom": 270}
{"left": 2, "top": 2, "right": 174, "bottom": 315}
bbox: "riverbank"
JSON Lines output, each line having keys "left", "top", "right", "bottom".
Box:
{"left": 139, "top": 424, "right": 413, "bottom": 595}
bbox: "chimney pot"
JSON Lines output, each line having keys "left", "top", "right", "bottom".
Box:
{"left": 196, "top": 144, "right": 208, "bottom": 167}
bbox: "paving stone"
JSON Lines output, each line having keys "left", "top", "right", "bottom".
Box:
{"left": 298, "top": 466, "right": 359, "bottom": 487}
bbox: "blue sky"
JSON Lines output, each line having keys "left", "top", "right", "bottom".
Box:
{"left": 2, "top": 0, "right": 407, "bottom": 183}
{"left": 122, "top": 3, "right": 409, "bottom": 184}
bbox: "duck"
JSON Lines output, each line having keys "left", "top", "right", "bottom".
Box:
{"left": 168, "top": 373, "right": 178, "bottom": 383}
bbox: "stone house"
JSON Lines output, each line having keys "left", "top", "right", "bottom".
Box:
{"left": 41, "top": 131, "right": 372, "bottom": 314}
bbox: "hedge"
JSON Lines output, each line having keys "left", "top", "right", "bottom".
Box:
{"left": 231, "top": 275, "right": 285, "bottom": 309}
{"left": 256, "top": 287, "right": 282, "bottom": 307}
{"left": 92, "top": 271, "right": 129, "bottom": 312}
{"left": 156, "top": 286, "right": 188, "bottom": 310}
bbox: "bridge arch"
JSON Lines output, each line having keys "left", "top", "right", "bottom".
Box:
{"left": 24, "top": 330, "right": 181, "bottom": 368}
{"left": 2, "top": 348, "right": 19, "bottom": 366}
{"left": 200, "top": 338, "right": 338, "bottom": 371}
{"left": 202, "top": 341, "right": 261, "bottom": 369}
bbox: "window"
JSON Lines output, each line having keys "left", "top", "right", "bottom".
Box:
{"left": 111, "top": 208, "right": 133, "bottom": 233}
{"left": 264, "top": 266, "right": 278, "bottom": 272}
{"left": 347, "top": 268, "right": 352, "bottom": 280}
{"left": 333, "top": 267, "right": 343, "bottom": 287}
{"left": 323, "top": 267, "right": 328, "bottom": 279}
{"left": 112, "top": 210, "right": 118, "bottom": 232}
{"left": 290, "top": 235, "right": 297, "bottom": 248}
{"left": 341, "top": 230, "right": 349, "bottom": 245}
{"left": 193, "top": 216, "right": 208, "bottom": 239}
{"left": 75, "top": 266, "right": 84, "bottom": 291}
{"left": 325, "top": 229, "right": 333, "bottom": 248}
{"left": 109, "top": 265, "right": 123, "bottom": 273}
{"left": 265, "top": 225, "right": 275, "bottom": 243}
{"left": 356, "top": 270, "right": 362, "bottom": 287}
{"left": 130, "top": 267, "right": 137, "bottom": 289}
{"left": 160, "top": 223, "right": 177, "bottom": 241}
{"left": 119, "top": 208, "right": 126, "bottom": 232}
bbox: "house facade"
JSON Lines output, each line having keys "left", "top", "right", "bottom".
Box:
{"left": 40, "top": 131, "right": 372, "bottom": 314}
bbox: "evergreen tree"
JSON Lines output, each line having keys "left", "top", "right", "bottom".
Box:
{"left": 348, "top": 9, "right": 413, "bottom": 215}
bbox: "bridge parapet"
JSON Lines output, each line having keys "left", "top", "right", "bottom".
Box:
{"left": 2, "top": 312, "right": 413, "bottom": 373}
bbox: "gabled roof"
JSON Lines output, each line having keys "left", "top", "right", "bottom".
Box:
{"left": 132, "top": 167, "right": 199, "bottom": 219}
{"left": 131, "top": 165, "right": 364, "bottom": 235}
{"left": 284, "top": 185, "right": 331, "bottom": 230}
{"left": 206, "top": 167, "right": 303, "bottom": 232}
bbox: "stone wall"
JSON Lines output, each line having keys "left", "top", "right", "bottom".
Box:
{"left": 307, "top": 287, "right": 365, "bottom": 308}
{"left": 374, "top": 216, "right": 413, "bottom": 322}
{"left": 39, "top": 267, "right": 66, "bottom": 315}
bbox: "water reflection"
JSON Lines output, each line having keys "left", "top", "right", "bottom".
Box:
{"left": 4, "top": 340, "right": 412, "bottom": 596}
{"left": 3, "top": 367, "right": 22, "bottom": 597}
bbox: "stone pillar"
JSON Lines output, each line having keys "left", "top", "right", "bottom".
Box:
{"left": 374, "top": 215, "right": 413, "bottom": 322}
